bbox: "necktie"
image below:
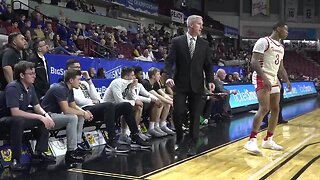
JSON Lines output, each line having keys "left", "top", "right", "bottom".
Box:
{"left": 189, "top": 37, "right": 195, "bottom": 58}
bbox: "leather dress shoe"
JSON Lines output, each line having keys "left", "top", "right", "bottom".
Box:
{"left": 65, "top": 150, "right": 85, "bottom": 162}
{"left": 32, "top": 151, "right": 56, "bottom": 163}
{"left": 76, "top": 142, "right": 92, "bottom": 154}
{"left": 10, "top": 159, "right": 27, "bottom": 171}
{"left": 187, "top": 146, "right": 197, "bottom": 156}
{"left": 278, "top": 120, "right": 288, "bottom": 124}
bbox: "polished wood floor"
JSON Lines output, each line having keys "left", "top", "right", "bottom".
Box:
{"left": 148, "top": 109, "right": 320, "bottom": 180}
{"left": 1, "top": 97, "right": 320, "bottom": 179}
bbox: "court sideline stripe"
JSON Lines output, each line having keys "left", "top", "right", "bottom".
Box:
{"left": 70, "top": 109, "right": 319, "bottom": 179}
{"left": 140, "top": 112, "right": 315, "bottom": 179}
{"left": 68, "top": 168, "right": 140, "bottom": 179}
{"left": 253, "top": 140, "right": 320, "bottom": 180}
{"left": 291, "top": 154, "right": 320, "bottom": 179}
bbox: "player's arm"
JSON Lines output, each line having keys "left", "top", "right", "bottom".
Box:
{"left": 278, "top": 60, "right": 292, "bottom": 91}
{"left": 278, "top": 60, "right": 289, "bottom": 84}
{"left": 250, "top": 52, "right": 266, "bottom": 79}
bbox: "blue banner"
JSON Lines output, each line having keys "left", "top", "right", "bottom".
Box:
{"left": 46, "top": 54, "right": 163, "bottom": 96}
{"left": 127, "top": 0, "right": 158, "bottom": 16}
{"left": 225, "top": 84, "right": 258, "bottom": 108}
{"left": 287, "top": 28, "right": 317, "bottom": 40}
{"left": 224, "top": 81, "right": 317, "bottom": 108}
{"left": 224, "top": 25, "right": 239, "bottom": 37}
{"left": 46, "top": 55, "right": 316, "bottom": 107}
{"left": 283, "top": 81, "right": 317, "bottom": 98}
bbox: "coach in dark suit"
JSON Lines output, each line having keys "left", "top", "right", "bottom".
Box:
{"left": 164, "top": 15, "right": 215, "bottom": 155}
{"left": 28, "top": 38, "right": 50, "bottom": 100}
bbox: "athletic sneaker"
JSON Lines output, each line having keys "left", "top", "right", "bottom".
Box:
{"left": 144, "top": 132, "right": 152, "bottom": 138}
{"left": 160, "top": 126, "right": 176, "bottom": 135}
{"left": 138, "top": 131, "right": 150, "bottom": 141}
{"left": 262, "top": 136, "right": 284, "bottom": 151}
{"left": 118, "top": 133, "right": 132, "bottom": 145}
{"left": 244, "top": 138, "right": 262, "bottom": 155}
{"left": 131, "top": 134, "right": 152, "bottom": 149}
{"left": 148, "top": 128, "right": 163, "bottom": 138}
{"left": 105, "top": 142, "right": 130, "bottom": 153}
{"left": 154, "top": 127, "right": 168, "bottom": 136}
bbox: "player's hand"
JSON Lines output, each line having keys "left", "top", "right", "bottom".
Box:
{"left": 208, "top": 83, "right": 215, "bottom": 93}
{"left": 81, "top": 71, "right": 90, "bottom": 79}
{"left": 40, "top": 116, "right": 55, "bottom": 129}
{"left": 286, "top": 82, "right": 292, "bottom": 92}
{"left": 154, "top": 99, "right": 162, "bottom": 107}
{"left": 135, "top": 99, "right": 143, "bottom": 107}
{"left": 232, "top": 90, "right": 238, "bottom": 95}
{"left": 84, "top": 110, "right": 93, "bottom": 121}
{"left": 166, "top": 79, "right": 175, "bottom": 88}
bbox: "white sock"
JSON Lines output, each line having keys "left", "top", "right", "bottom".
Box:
{"left": 160, "top": 121, "right": 166, "bottom": 127}
{"left": 155, "top": 122, "right": 160, "bottom": 128}
{"left": 149, "top": 122, "right": 155, "bottom": 130}
{"left": 125, "top": 128, "right": 130, "bottom": 136}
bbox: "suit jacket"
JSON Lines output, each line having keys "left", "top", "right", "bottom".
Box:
{"left": 28, "top": 53, "right": 50, "bottom": 99}
{"left": 213, "top": 78, "right": 229, "bottom": 94}
{"left": 164, "top": 35, "right": 213, "bottom": 94}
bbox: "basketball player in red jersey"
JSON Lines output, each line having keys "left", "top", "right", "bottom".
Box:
{"left": 244, "top": 22, "right": 292, "bottom": 155}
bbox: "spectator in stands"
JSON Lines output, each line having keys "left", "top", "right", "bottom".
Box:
{"left": 225, "top": 74, "right": 234, "bottom": 84}
{"left": 0, "top": 1, "right": 8, "bottom": 15}
{"left": 127, "top": 24, "right": 138, "bottom": 35}
{"left": 96, "top": 67, "right": 106, "bottom": 79}
{"left": 107, "top": 31, "right": 117, "bottom": 45}
{"left": 28, "top": 38, "right": 50, "bottom": 100}
{"left": 66, "top": 34, "right": 81, "bottom": 54}
{"left": 41, "top": 69, "right": 93, "bottom": 162}
{"left": 20, "top": 19, "right": 32, "bottom": 35}
{"left": 31, "top": 12, "right": 44, "bottom": 29}
{"left": 66, "top": 0, "right": 78, "bottom": 10}
{"left": 106, "top": 40, "right": 123, "bottom": 59}
{"left": 44, "top": 23, "right": 54, "bottom": 40}
{"left": 0, "top": 32, "right": 28, "bottom": 91}
{"left": 141, "top": 67, "right": 174, "bottom": 137}
{"left": 57, "top": 21, "right": 70, "bottom": 42}
{"left": 33, "top": 23, "right": 45, "bottom": 39}
{"left": 31, "top": 5, "right": 42, "bottom": 20}
{"left": 7, "top": 20, "right": 20, "bottom": 34}
{"left": 0, "top": 4, "right": 14, "bottom": 23}
{"left": 51, "top": 0, "right": 59, "bottom": 5}
{"left": 133, "top": 44, "right": 142, "bottom": 58}
{"left": 95, "top": 38, "right": 108, "bottom": 57}
{"left": 213, "top": 69, "right": 238, "bottom": 118}
{"left": 17, "top": 14, "right": 26, "bottom": 32}
{"left": 0, "top": 61, "right": 55, "bottom": 171}
{"left": 51, "top": 34, "right": 73, "bottom": 55}
{"left": 132, "top": 33, "right": 140, "bottom": 46}
{"left": 147, "top": 45, "right": 155, "bottom": 61}
{"left": 135, "top": 49, "right": 152, "bottom": 62}
{"left": 24, "top": 30, "right": 33, "bottom": 51}
{"left": 75, "top": 23, "right": 88, "bottom": 39}
{"left": 232, "top": 72, "right": 243, "bottom": 83}
{"left": 102, "top": 67, "right": 152, "bottom": 146}
{"left": 119, "top": 31, "right": 128, "bottom": 43}
{"left": 88, "top": 67, "right": 96, "bottom": 79}
{"left": 89, "top": 4, "right": 96, "bottom": 13}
